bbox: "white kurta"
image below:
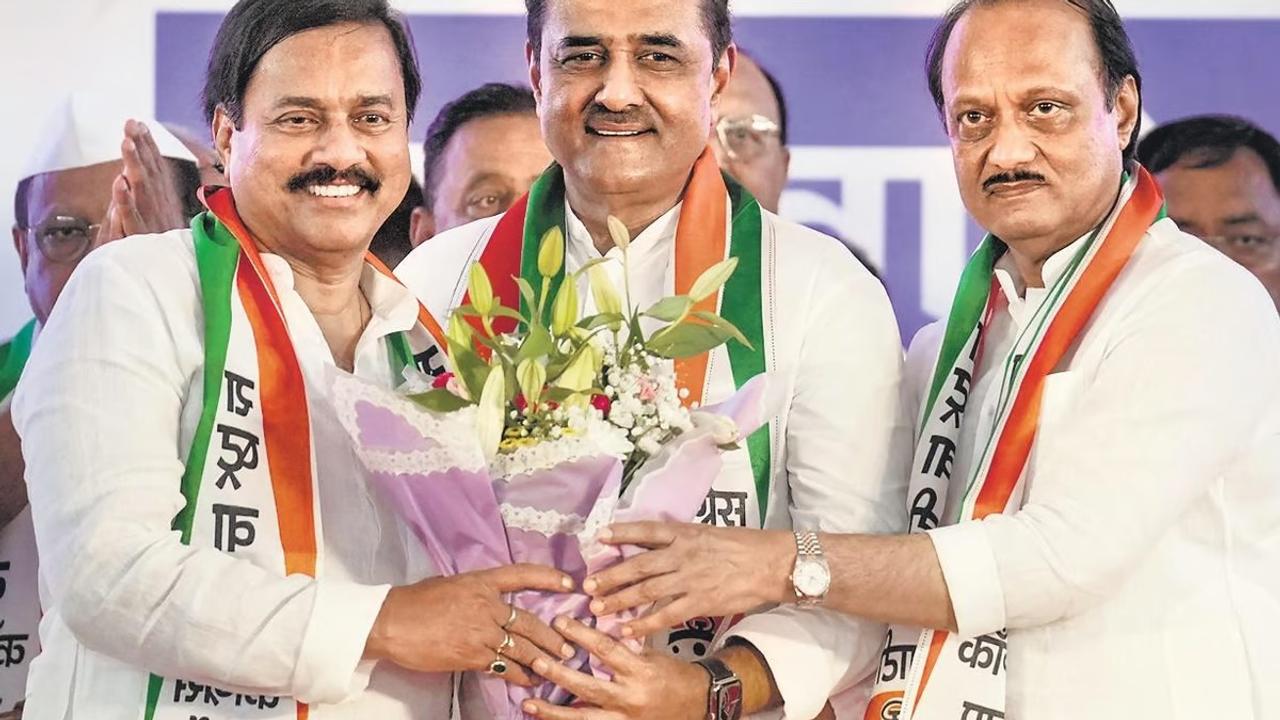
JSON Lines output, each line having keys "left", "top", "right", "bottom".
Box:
{"left": 396, "top": 200, "right": 913, "bottom": 720}
{"left": 910, "top": 219, "right": 1280, "bottom": 719}
{"left": 12, "top": 231, "right": 453, "bottom": 719}
{"left": 2, "top": 333, "right": 41, "bottom": 713}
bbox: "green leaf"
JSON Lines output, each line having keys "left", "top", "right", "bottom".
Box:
{"left": 516, "top": 325, "right": 555, "bottom": 365}
{"left": 570, "top": 257, "right": 611, "bottom": 279}
{"left": 691, "top": 311, "right": 752, "bottom": 349}
{"left": 467, "top": 262, "right": 495, "bottom": 316}
{"left": 446, "top": 313, "right": 474, "bottom": 350}
{"left": 451, "top": 345, "right": 491, "bottom": 401}
{"left": 515, "top": 277, "right": 539, "bottom": 314}
{"left": 642, "top": 295, "right": 694, "bottom": 323}
{"left": 407, "top": 389, "right": 473, "bottom": 413}
{"left": 490, "top": 306, "right": 525, "bottom": 322}
{"left": 578, "top": 312, "right": 625, "bottom": 331}
{"left": 537, "top": 226, "right": 565, "bottom": 278}
{"left": 688, "top": 257, "right": 740, "bottom": 303}
{"left": 647, "top": 321, "right": 735, "bottom": 359}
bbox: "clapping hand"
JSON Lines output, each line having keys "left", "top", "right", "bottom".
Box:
{"left": 98, "top": 120, "right": 188, "bottom": 243}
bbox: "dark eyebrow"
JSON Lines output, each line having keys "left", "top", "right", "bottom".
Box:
{"left": 559, "top": 35, "right": 603, "bottom": 50}
{"left": 1223, "top": 213, "right": 1264, "bottom": 227}
{"left": 356, "top": 94, "right": 394, "bottom": 108}
{"left": 636, "top": 33, "right": 682, "bottom": 48}
{"left": 273, "top": 96, "right": 324, "bottom": 111}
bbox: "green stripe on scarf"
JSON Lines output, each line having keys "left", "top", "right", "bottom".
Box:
{"left": 145, "top": 212, "right": 240, "bottom": 720}
{"left": 519, "top": 168, "right": 568, "bottom": 327}
{"left": 721, "top": 174, "right": 772, "bottom": 522}
{"left": 0, "top": 318, "right": 37, "bottom": 402}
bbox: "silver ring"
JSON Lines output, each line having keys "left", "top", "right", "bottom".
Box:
{"left": 501, "top": 604, "right": 518, "bottom": 630}
{"left": 487, "top": 655, "right": 509, "bottom": 675}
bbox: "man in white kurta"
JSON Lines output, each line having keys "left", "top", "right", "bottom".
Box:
{"left": 555, "top": 2, "right": 1279, "bottom": 719}
{"left": 398, "top": 157, "right": 908, "bottom": 720}
{"left": 14, "top": 231, "right": 453, "bottom": 719}
{"left": 0, "top": 95, "right": 198, "bottom": 715}
{"left": 396, "top": 4, "right": 909, "bottom": 717}
{"left": 12, "top": 3, "right": 577, "bottom": 718}
{"left": 901, "top": 213, "right": 1280, "bottom": 719}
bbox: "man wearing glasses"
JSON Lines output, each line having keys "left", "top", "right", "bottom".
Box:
{"left": 1138, "top": 115, "right": 1280, "bottom": 312}
{"left": 0, "top": 97, "right": 196, "bottom": 718}
{"left": 711, "top": 51, "right": 789, "bottom": 214}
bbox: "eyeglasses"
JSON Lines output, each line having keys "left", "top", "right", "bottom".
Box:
{"left": 714, "top": 114, "right": 782, "bottom": 164}
{"left": 24, "top": 215, "right": 100, "bottom": 264}
{"left": 1200, "top": 234, "right": 1280, "bottom": 270}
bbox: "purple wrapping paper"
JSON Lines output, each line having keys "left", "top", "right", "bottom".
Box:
{"left": 330, "top": 373, "right": 774, "bottom": 719}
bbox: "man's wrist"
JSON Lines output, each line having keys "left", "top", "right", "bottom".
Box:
{"left": 771, "top": 530, "right": 799, "bottom": 604}
{"left": 693, "top": 655, "right": 743, "bottom": 720}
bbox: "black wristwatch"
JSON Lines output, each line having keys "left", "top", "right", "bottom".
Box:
{"left": 694, "top": 656, "right": 743, "bottom": 720}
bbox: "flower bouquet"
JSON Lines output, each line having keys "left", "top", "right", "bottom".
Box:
{"left": 330, "top": 218, "right": 775, "bottom": 719}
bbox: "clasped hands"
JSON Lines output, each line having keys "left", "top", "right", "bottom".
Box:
{"left": 370, "top": 523, "right": 792, "bottom": 720}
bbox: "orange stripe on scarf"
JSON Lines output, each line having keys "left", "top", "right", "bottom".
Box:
{"left": 672, "top": 147, "right": 729, "bottom": 409}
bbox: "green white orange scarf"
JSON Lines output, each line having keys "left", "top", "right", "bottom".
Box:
{"left": 865, "top": 167, "right": 1165, "bottom": 720}
{"left": 465, "top": 148, "right": 774, "bottom": 523}
{"left": 0, "top": 318, "right": 36, "bottom": 403}
{"left": 144, "top": 187, "right": 447, "bottom": 720}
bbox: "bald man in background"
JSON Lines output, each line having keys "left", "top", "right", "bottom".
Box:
{"left": 712, "top": 51, "right": 790, "bottom": 214}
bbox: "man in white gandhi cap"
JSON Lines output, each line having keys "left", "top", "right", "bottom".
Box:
{"left": 0, "top": 93, "right": 198, "bottom": 717}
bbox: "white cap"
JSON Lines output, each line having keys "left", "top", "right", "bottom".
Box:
{"left": 19, "top": 92, "right": 197, "bottom": 182}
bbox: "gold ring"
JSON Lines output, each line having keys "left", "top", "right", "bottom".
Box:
{"left": 501, "top": 604, "right": 518, "bottom": 630}
{"left": 498, "top": 632, "right": 515, "bottom": 652}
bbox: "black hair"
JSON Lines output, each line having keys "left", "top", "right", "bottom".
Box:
{"left": 925, "top": 0, "right": 1143, "bottom": 163}
{"left": 421, "top": 83, "right": 538, "bottom": 210}
{"left": 370, "top": 175, "right": 423, "bottom": 268}
{"left": 202, "top": 0, "right": 422, "bottom": 127}
{"left": 738, "top": 50, "right": 789, "bottom": 146}
{"left": 1137, "top": 115, "right": 1280, "bottom": 193}
{"left": 524, "top": 0, "right": 732, "bottom": 67}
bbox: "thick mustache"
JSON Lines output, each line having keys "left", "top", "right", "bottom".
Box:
{"left": 286, "top": 165, "right": 381, "bottom": 194}
{"left": 983, "top": 170, "right": 1046, "bottom": 192}
{"left": 585, "top": 107, "right": 655, "bottom": 130}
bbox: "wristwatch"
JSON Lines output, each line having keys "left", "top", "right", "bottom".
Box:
{"left": 790, "top": 531, "right": 831, "bottom": 607}
{"left": 694, "top": 656, "right": 743, "bottom": 720}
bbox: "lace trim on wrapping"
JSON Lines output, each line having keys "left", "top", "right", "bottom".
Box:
{"left": 489, "top": 431, "right": 631, "bottom": 480}
{"left": 330, "top": 371, "right": 486, "bottom": 473}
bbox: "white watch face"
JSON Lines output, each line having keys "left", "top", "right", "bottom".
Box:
{"left": 793, "top": 559, "right": 831, "bottom": 597}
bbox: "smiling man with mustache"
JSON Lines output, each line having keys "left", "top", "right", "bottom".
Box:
{"left": 397, "top": 1, "right": 908, "bottom": 719}
{"left": 12, "top": 1, "right": 579, "bottom": 718}
{"left": 562, "top": 1, "right": 1280, "bottom": 719}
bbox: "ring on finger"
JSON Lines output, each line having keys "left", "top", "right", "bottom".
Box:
{"left": 501, "top": 604, "right": 518, "bottom": 631}
{"left": 487, "top": 653, "right": 509, "bottom": 675}
{"left": 497, "top": 631, "right": 515, "bottom": 653}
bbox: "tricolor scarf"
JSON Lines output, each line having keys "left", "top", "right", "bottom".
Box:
{"left": 0, "top": 318, "right": 36, "bottom": 402}
{"left": 464, "top": 148, "right": 774, "bottom": 523}
{"left": 144, "top": 187, "right": 447, "bottom": 720}
{"left": 463, "top": 149, "right": 775, "bottom": 653}
{"left": 865, "top": 167, "right": 1165, "bottom": 720}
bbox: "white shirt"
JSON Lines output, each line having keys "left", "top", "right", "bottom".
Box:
{"left": 397, "top": 200, "right": 913, "bottom": 720}
{"left": 1, "top": 327, "right": 42, "bottom": 714}
{"left": 909, "top": 219, "right": 1280, "bottom": 719}
{"left": 12, "top": 231, "right": 452, "bottom": 719}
